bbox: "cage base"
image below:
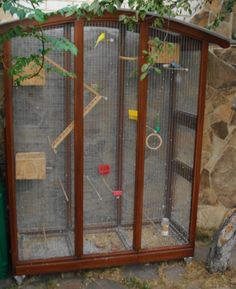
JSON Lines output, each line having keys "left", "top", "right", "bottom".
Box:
{"left": 18, "top": 231, "right": 74, "bottom": 261}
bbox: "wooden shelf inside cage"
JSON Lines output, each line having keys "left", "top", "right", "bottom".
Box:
{"left": 148, "top": 41, "right": 180, "bottom": 64}
{"left": 15, "top": 152, "right": 46, "bottom": 180}
{"left": 13, "top": 62, "right": 45, "bottom": 86}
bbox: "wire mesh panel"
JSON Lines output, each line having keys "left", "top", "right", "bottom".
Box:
{"left": 83, "top": 22, "right": 139, "bottom": 254}
{"left": 175, "top": 39, "right": 201, "bottom": 115}
{"left": 12, "top": 24, "right": 75, "bottom": 261}
{"left": 142, "top": 27, "right": 201, "bottom": 249}
{"left": 7, "top": 13, "right": 208, "bottom": 267}
{"left": 170, "top": 40, "right": 201, "bottom": 239}
{"left": 121, "top": 27, "right": 139, "bottom": 231}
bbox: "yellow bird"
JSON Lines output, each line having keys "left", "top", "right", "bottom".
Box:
{"left": 94, "top": 32, "right": 106, "bottom": 48}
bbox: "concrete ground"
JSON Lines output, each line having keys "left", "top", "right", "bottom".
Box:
{"left": 0, "top": 243, "right": 236, "bottom": 289}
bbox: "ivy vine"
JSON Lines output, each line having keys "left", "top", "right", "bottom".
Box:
{"left": 0, "top": 0, "right": 235, "bottom": 83}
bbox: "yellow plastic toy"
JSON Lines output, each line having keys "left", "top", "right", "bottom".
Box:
{"left": 128, "top": 109, "right": 138, "bottom": 121}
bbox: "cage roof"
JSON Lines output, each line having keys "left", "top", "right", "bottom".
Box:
{"left": 0, "top": 9, "right": 230, "bottom": 48}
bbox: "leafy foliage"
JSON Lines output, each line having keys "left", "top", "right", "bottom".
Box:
{"left": 140, "top": 38, "right": 175, "bottom": 80}
{"left": 0, "top": 0, "right": 234, "bottom": 83}
{"left": 207, "top": 0, "right": 236, "bottom": 30}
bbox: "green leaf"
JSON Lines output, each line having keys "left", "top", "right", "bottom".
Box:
{"left": 140, "top": 72, "right": 148, "bottom": 80}
{"left": 119, "top": 15, "right": 126, "bottom": 21}
{"left": 106, "top": 4, "right": 115, "bottom": 13}
{"left": 17, "top": 9, "right": 26, "bottom": 20}
{"left": 34, "top": 9, "right": 45, "bottom": 23}
{"left": 154, "top": 67, "right": 161, "bottom": 74}
{"left": 141, "top": 63, "right": 149, "bottom": 73}
{"left": 44, "top": 35, "right": 78, "bottom": 55}
{"left": 9, "top": 6, "right": 17, "bottom": 16}
{"left": 2, "top": 2, "right": 12, "bottom": 12}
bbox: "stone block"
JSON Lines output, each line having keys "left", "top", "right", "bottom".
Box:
{"left": 216, "top": 18, "right": 233, "bottom": 39}
{"left": 197, "top": 205, "right": 228, "bottom": 229}
{"left": 24, "top": 284, "right": 46, "bottom": 289}
{"left": 194, "top": 245, "right": 209, "bottom": 263}
{"left": 205, "top": 0, "right": 224, "bottom": 15}
{"left": 211, "top": 146, "right": 236, "bottom": 208}
{"left": 228, "top": 128, "right": 236, "bottom": 146}
{"left": 207, "top": 52, "right": 236, "bottom": 90}
{"left": 190, "top": 9, "right": 209, "bottom": 27}
{"left": 86, "top": 279, "right": 126, "bottom": 289}
{"left": 58, "top": 278, "right": 82, "bottom": 289}
{"left": 123, "top": 263, "right": 158, "bottom": 281}
{"left": 162, "top": 265, "right": 186, "bottom": 283}
{"left": 214, "top": 102, "right": 234, "bottom": 124}
{"left": 211, "top": 121, "right": 229, "bottom": 140}
{"left": 215, "top": 47, "right": 236, "bottom": 66}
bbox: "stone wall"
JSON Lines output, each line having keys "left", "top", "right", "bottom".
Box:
{"left": 191, "top": 1, "right": 236, "bottom": 229}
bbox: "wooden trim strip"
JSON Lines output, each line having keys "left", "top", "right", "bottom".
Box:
{"left": 74, "top": 20, "right": 84, "bottom": 257}
{"left": 162, "top": 17, "right": 229, "bottom": 48}
{"left": 172, "top": 160, "right": 193, "bottom": 182}
{"left": 63, "top": 23, "right": 72, "bottom": 230}
{"left": 133, "top": 21, "right": 149, "bottom": 251}
{"left": 16, "top": 243, "right": 192, "bottom": 266}
{"left": 174, "top": 110, "right": 197, "bottom": 130}
{"left": 15, "top": 246, "right": 193, "bottom": 275}
{"left": 0, "top": 11, "right": 230, "bottom": 48}
{"left": 3, "top": 41, "right": 19, "bottom": 273}
{"left": 189, "top": 41, "right": 209, "bottom": 246}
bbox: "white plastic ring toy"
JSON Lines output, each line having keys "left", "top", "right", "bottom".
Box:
{"left": 146, "top": 132, "right": 163, "bottom": 150}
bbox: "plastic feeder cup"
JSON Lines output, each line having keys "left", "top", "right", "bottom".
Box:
{"left": 98, "top": 164, "right": 110, "bottom": 175}
{"left": 113, "top": 191, "right": 123, "bottom": 198}
{"left": 128, "top": 110, "right": 138, "bottom": 121}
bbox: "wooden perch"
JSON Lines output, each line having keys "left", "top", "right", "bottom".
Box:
{"left": 44, "top": 55, "right": 103, "bottom": 96}
{"left": 51, "top": 94, "right": 103, "bottom": 152}
{"left": 119, "top": 56, "right": 138, "bottom": 61}
{"left": 45, "top": 55, "right": 105, "bottom": 152}
{"left": 58, "top": 176, "right": 69, "bottom": 202}
{"left": 86, "top": 175, "right": 102, "bottom": 201}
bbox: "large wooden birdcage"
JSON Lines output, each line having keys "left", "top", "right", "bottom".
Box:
{"left": 2, "top": 10, "right": 229, "bottom": 276}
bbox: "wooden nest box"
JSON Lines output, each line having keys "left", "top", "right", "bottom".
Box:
{"left": 13, "top": 62, "right": 45, "bottom": 86}
{"left": 148, "top": 41, "right": 180, "bottom": 64}
{"left": 15, "top": 152, "right": 46, "bottom": 180}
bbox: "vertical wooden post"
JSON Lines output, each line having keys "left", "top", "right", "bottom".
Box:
{"left": 3, "top": 41, "right": 18, "bottom": 271}
{"left": 189, "top": 41, "right": 208, "bottom": 245}
{"left": 133, "top": 21, "right": 149, "bottom": 251}
{"left": 74, "top": 20, "right": 84, "bottom": 257}
{"left": 63, "top": 24, "right": 72, "bottom": 230}
{"left": 116, "top": 24, "right": 126, "bottom": 226}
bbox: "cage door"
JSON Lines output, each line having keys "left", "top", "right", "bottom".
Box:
{"left": 11, "top": 24, "right": 76, "bottom": 261}
{"left": 83, "top": 22, "right": 140, "bottom": 254}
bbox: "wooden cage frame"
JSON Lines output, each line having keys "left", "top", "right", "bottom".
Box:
{"left": 2, "top": 10, "right": 230, "bottom": 276}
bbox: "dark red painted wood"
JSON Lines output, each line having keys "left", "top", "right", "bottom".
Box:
{"left": 0, "top": 11, "right": 230, "bottom": 48}
{"left": 3, "top": 41, "right": 18, "bottom": 274}
{"left": 15, "top": 246, "right": 194, "bottom": 275}
{"left": 133, "top": 21, "right": 149, "bottom": 251}
{"left": 74, "top": 20, "right": 84, "bottom": 257}
{"left": 189, "top": 41, "right": 209, "bottom": 246}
